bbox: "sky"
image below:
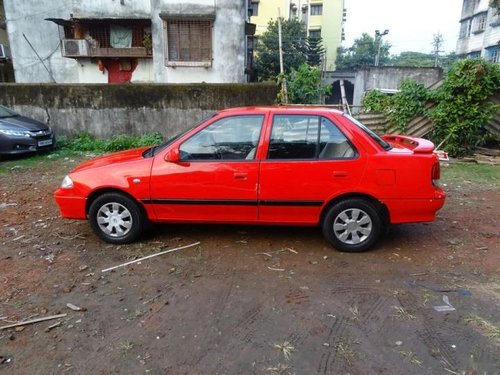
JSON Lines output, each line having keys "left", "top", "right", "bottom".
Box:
{"left": 343, "top": 0, "right": 463, "bottom": 55}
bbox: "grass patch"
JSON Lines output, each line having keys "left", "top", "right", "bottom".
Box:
{"left": 335, "top": 339, "right": 359, "bottom": 366}
{"left": 392, "top": 306, "right": 416, "bottom": 320}
{"left": 0, "top": 132, "right": 163, "bottom": 175}
{"left": 464, "top": 314, "right": 500, "bottom": 340}
{"left": 57, "top": 132, "right": 163, "bottom": 153}
{"left": 441, "top": 163, "right": 499, "bottom": 188}
{"left": 399, "top": 350, "right": 423, "bottom": 367}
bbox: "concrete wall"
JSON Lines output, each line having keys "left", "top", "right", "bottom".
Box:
{"left": 3, "top": 0, "right": 247, "bottom": 83}
{"left": 352, "top": 67, "right": 443, "bottom": 108}
{"left": 0, "top": 83, "right": 277, "bottom": 138}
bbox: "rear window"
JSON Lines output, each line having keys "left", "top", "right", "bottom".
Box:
{"left": 344, "top": 114, "right": 392, "bottom": 150}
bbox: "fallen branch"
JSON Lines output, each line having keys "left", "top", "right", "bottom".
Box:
{"left": 0, "top": 314, "right": 67, "bottom": 330}
{"left": 267, "top": 266, "right": 285, "bottom": 272}
{"left": 101, "top": 242, "right": 201, "bottom": 273}
{"left": 45, "top": 321, "right": 61, "bottom": 332}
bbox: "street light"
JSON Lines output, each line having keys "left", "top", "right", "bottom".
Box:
{"left": 374, "top": 29, "right": 389, "bottom": 66}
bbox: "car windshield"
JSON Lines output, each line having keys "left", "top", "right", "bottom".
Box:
{"left": 0, "top": 105, "right": 18, "bottom": 118}
{"left": 144, "top": 112, "right": 218, "bottom": 157}
{"left": 343, "top": 114, "right": 392, "bottom": 151}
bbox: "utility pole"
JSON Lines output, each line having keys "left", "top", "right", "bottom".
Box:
{"left": 374, "top": 29, "right": 389, "bottom": 67}
{"left": 278, "top": 8, "right": 288, "bottom": 104}
{"left": 432, "top": 32, "right": 444, "bottom": 68}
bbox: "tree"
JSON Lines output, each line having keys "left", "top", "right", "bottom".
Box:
{"left": 490, "top": 0, "right": 500, "bottom": 13}
{"left": 389, "top": 51, "right": 459, "bottom": 72}
{"left": 335, "top": 33, "right": 391, "bottom": 71}
{"left": 286, "top": 63, "right": 332, "bottom": 104}
{"left": 306, "top": 37, "right": 325, "bottom": 67}
{"left": 254, "top": 18, "right": 308, "bottom": 81}
{"left": 390, "top": 52, "right": 435, "bottom": 67}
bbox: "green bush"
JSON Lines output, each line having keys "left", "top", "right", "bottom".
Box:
{"left": 388, "top": 80, "right": 430, "bottom": 133}
{"left": 361, "top": 90, "right": 393, "bottom": 113}
{"left": 57, "top": 132, "right": 164, "bottom": 153}
{"left": 361, "top": 59, "right": 500, "bottom": 157}
{"left": 430, "top": 59, "right": 500, "bottom": 157}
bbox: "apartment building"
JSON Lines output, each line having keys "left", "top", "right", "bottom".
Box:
{"left": 456, "top": 0, "right": 500, "bottom": 62}
{"left": 250, "top": 0, "right": 345, "bottom": 71}
{"left": 3, "top": 0, "right": 251, "bottom": 83}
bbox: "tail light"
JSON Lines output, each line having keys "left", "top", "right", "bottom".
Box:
{"left": 431, "top": 162, "right": 441, "bottom": 185}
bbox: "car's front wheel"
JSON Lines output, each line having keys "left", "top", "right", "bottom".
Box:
{"left": 322, "top": 198, "right": 382, "bottom": 252}
{"left": 88, "top": 192, "right": 145, "bottom": 244}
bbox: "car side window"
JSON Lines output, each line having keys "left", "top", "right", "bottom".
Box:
{"left": 180, "top": 115, "right": 264, "bottom": 161}
{"left": 268, "top": 115, "right": 320, "bottom": 160}
{"left": 318, "top": 117, "right": 357, "bottom": 159}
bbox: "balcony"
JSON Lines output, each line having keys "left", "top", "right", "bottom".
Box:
{"left": 48, "top": 18, "right": 152, "bottom": 59}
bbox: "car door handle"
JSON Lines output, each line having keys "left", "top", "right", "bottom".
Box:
{"left": 234, "top": 172, "right": 248, "bottom": 180}
{"left": 333, "top": 171, "right": 348, "bottom": 178}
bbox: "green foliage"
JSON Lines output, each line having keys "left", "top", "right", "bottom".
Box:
{"left": 390, "top": 52, "right": 435, "bottom": 67}
{"left": 430, "top": 59, "right": 500, "bottom": 157}
{"left": 306, "top": 37, "right": 325, "bottom": 67}
{"left": 389, "top": 51, "right": 459, "bottom": 72}
{"left": 491, "top": 0, "right": 500, "bottom": 13}
{"left": 362, "top": 58, "right": 500, "bottom": 157}
{"left": 361, "top": 90, "right": 393, "bottom": 113}
{"left": 362, "top": 80, "right": 429, "bottom": 132}
{"left": 286, "top": 64, "right": 331, "bottom": 104}
{"left": 254, "top": 18, "right": 307, "bottom": 81}
{"left": 335, "top": 33, "right": 391, "bottom": 71}
{"left": 57, "top": 132, "right": 163, "bottom": 153}
{"left": 388, "top": 80, "right": 430, "bottom": 132}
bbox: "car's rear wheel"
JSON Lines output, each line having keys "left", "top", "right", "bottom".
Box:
{"left": 88, "top": 192, "right": 145, "bottom": 244}
{"left": 322, "top": 198, "right": 382, "bottom": 252}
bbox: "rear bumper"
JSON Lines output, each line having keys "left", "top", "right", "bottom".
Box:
{"left": 54, "top": 190, "right": 87, "bottom": 220}
{"left": 384, "top": 190, "right": 446, "bottom": 224}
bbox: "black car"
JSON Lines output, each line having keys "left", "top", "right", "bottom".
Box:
{"left": 0, "top": 105, "right": 55, "bottom": 155}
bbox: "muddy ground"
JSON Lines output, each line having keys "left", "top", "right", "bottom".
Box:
{"left": 0, "top": 156, "right": 499, "bottom": 375}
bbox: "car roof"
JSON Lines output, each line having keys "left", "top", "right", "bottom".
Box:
{"left": 218, "top": 106, "right": 345, "bottom": 115}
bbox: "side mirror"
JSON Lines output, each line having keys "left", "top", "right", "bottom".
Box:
{"left": 165, "top": 147, "right": 180, "bottom": 163}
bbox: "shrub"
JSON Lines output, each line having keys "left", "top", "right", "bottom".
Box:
{"left": 430, "top": 59, "right": 500, "bottom": 157}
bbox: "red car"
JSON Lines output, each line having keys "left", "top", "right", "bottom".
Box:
{"left": 54, "top": 107, "right": 445, "bottom": 252}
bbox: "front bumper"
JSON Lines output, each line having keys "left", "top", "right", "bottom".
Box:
{"left": 0, "top": 133, "right": 55, "bottom": 155}
{"left": 54, "top": 190, "right": 87, "bottom": 220}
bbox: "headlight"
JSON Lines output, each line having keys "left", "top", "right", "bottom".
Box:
{"left": 0, "top": 129, "right": 31, "bottom": 137}
{"left": 61, "top": 175, "right": 74, "bottom": 189}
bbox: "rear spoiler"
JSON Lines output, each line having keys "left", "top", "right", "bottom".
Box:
{"left": 382, "top": 135, "right": 435, "bottom": 154}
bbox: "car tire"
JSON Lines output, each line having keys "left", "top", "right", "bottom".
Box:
{"left": 88, "top": 192, "right": 145, "bottom": 244}
{"left": 322, "top": 198, "right": 382, "bottom": 252}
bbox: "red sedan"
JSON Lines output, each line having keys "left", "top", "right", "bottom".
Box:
{"left": 54, "top": 107, "right": 446, "bottom": 252}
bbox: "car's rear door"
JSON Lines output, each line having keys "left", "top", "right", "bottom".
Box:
{"left": 258, "top": 112, "right": 366, "bottom": 224}
{"left": 149, "top": 113, "right": 265, "bottom": 223}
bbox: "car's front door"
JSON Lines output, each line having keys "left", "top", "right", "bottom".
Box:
{"left": 149, "top": 114, "right": 264, "bottom": 223}
{"left": 258, "top": 113, "right": 366, "bottom": 224}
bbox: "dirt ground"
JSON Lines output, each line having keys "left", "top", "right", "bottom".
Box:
{"left": 0, "top": 156, "right": 499, "bottom": 375}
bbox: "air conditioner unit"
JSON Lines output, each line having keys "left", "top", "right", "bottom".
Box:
{"left": 62, "top": 39, "right": 89, "bottom": 57}
{"left": 0, "top": 44, "right": 11, "bottom": 60}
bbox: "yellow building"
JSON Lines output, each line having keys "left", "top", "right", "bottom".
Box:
{"left": 250, "top": 0, "right": 345, "bottom": 71}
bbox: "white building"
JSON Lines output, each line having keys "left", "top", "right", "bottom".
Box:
{"left": 3, "top": 0, "right": 251, "bottom": 83}
{"left": 456, "top": 0, "right": 500, "bottom": 62}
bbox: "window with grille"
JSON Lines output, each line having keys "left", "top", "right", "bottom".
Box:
{"left": 486, "top": 46, "right": 500, "bottom": 63}
{"left": 310, "top": 4, "right": 323, "bottom": 16}
{"left": 309, "top": 29, "right": 321, "bottom": 39}
{"left": 164, "top": 18, "right": 213, "bottom": 67}
{"left": 473, "top": 12, "right": 487, "bottom": 33}
{"left": 459, "top": 19, "right": 470, "bottom": 38}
